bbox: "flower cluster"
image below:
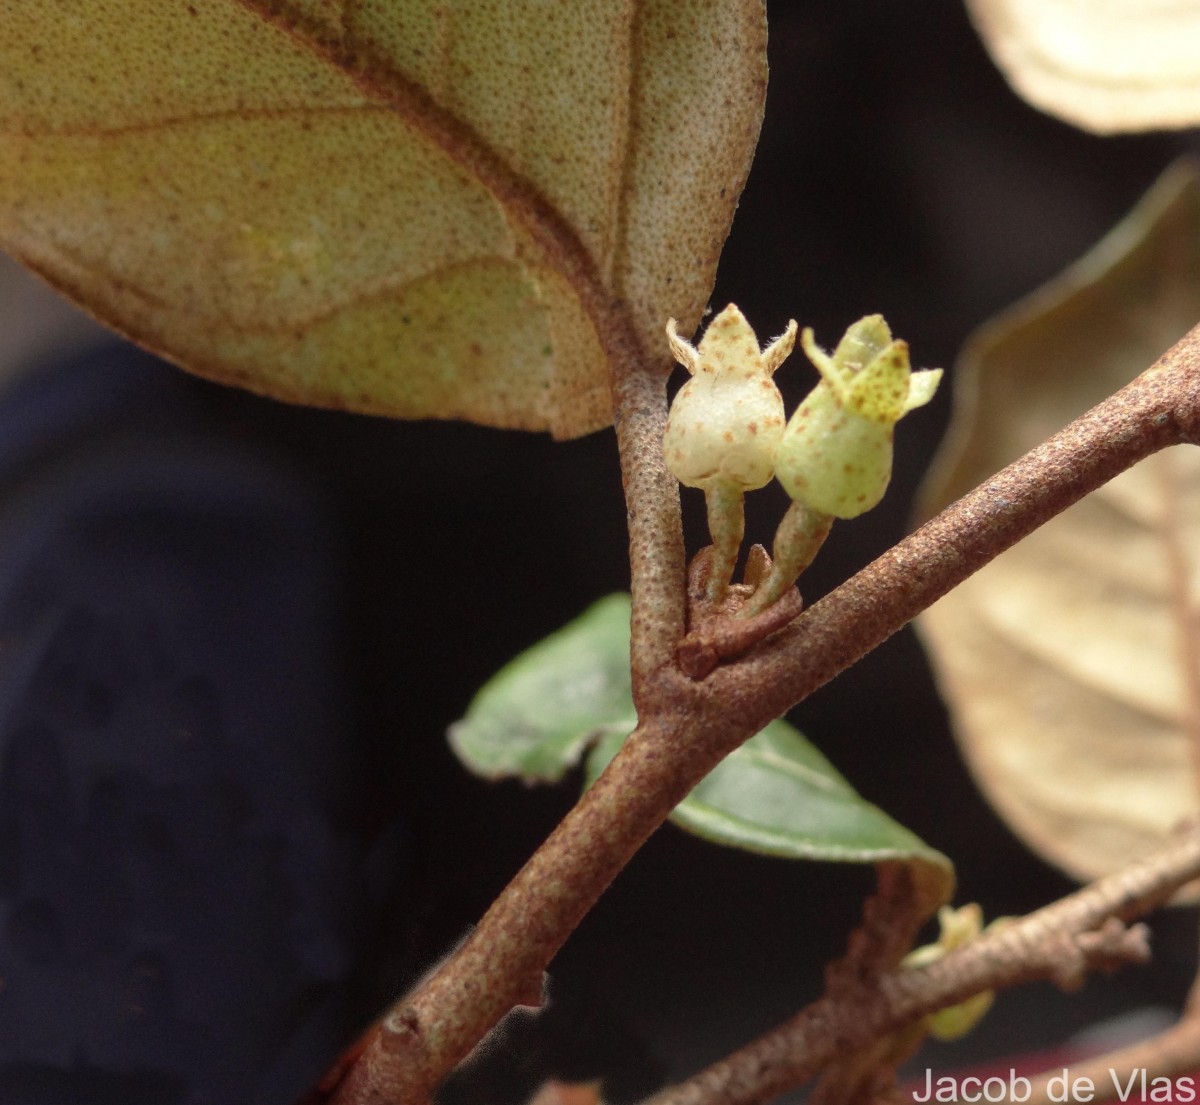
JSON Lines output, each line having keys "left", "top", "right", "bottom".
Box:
{"left": 664, "top": 305, "right": 942, "bottom": 607}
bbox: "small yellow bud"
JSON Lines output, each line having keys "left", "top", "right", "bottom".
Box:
{"left": 774, "top": 315, "right": 941, "bottom": 519}
{"left": 903, "top": 903, "right": 1005, "bottom": 1042}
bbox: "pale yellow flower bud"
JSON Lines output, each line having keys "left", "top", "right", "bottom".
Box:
{"left": 663, "top": 305, "right": 796, "bottom": 602}
{"left": 663, "top": 304, "right": 794, "bottom": 492}
{"left": 774, "top": 315, "right": 941, "bottom": 519}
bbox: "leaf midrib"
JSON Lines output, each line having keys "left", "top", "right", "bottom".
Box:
{"left": 240, "top": 0, "right": 639, "bottom": 363}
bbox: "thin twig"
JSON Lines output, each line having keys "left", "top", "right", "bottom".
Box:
{"left": 642, "top": 824, "right": 1200, "bottom": 1105}
{"left": 1020, "top": 1012, "right": 1200, "bottom": 1105}
{"left": 809, "top": 864, "right": 938, "bottom": 1105}
{"left": 608, "top": 329, "right": 689, "bottom": 699}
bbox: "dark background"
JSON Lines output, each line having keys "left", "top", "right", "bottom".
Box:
{"left": 2, "top": 2, "right": 1199, "bottom": 1103}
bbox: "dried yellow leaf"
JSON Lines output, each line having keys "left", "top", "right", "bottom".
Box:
{"left": 967, "top": 0, "right": 1200, "bottom": 133}
{"left": 917, "top": 161, "right": 1200, "bottom": 883}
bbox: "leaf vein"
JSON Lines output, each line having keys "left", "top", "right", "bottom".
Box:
{"left": 4, "top": 102, "right": 388, "bottom": 141}
{"left": 33, "top": 239, "right": 544, "bottom": 336}
{"left": 740, "top": 741, "right": 855, "bottom": 796}
{"left": 238, "top": 0, "right": 627, "bottom": 359}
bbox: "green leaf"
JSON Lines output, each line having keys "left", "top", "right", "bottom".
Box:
{"left": 450, "top": 595, "right": 952, "bottom": 902}
{"left": 448, "top": 594, "right": 635, "bottom": 784}
{"left": 586, "top": 720, "right": 951, "bottom": 881}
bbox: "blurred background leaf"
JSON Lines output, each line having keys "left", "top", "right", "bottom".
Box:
{"left": 967, "top": 0, "right": 1200, "bottom": 134}
{"left": 525, "top": 1081, "right": 605, "bottom": 1105}
{"left": 918, "top": 161, "right": 1200, "bottom": 884}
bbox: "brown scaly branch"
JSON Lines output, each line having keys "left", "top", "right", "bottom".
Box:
{"left": 1016, "top": 926, "right": 1200, "bottom": 1105}
{"left": 642, "top": 823, "right": 1200, "bottom": 1105}
{"left": 708, "top": 323, "right": 1200, "bottom": 721}
{"left": 326, "top": 325, "right": 1200, "bottom": 1105}
{"left": 806, "top": 865, "right": 941, "bottom": 1105}
{"left": 605, "top": 324, "right": 689, "bottom": 700}
{"left": 1020, "top": 1013, "right": 1200, "bottom": 1105}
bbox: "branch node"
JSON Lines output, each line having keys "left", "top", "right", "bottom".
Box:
{"left": 382, "top": 1004, "right": 422, "bottom": 1039}
{"left": 678, "top": 546, "right": 804, "bottom": 679}
{"left": 1077, "top": 918, "right": 1152, "bottom": 969}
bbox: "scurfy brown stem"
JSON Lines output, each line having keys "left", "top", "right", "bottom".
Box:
{"left": 1021, "top": 1014, "right": 1200, "bottom": 1105}
{"left": 330, "top": 327, "right": 1200, "bottom": 1105}
{"left": 716, "top": 330, "right": 1200, "bottom": 721}
{"left": 643, "top": 823, "right": 1200, "bottom": 1105}
{"left": 609, "top": 351, "right": 689, "bottom": 698}
{"left": 326, "top": 705, "right": 763, "bottom": 1105}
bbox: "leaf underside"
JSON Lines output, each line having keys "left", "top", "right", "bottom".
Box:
{"left": 451, "top": 595, "right": 952, "bottom": 901}
{"left": 0, "top": 0, "right": 767, "bottom": 438}
{"left": 448, "top": 594, "right": 636, "bottom": 785}
{"left": 917, "top": 160, "right": 1200, "bottom": 884}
